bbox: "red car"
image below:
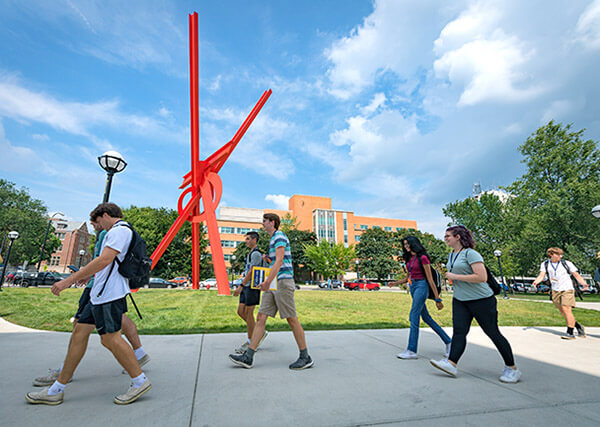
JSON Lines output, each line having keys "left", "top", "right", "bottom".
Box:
{"left": 343, "top": 279, "right": 380, "bottom": 291}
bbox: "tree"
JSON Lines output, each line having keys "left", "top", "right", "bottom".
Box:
{"left": 356, "top": 228, "right": 398, "bottom": 281}
{"left": 122, "top": 206, "right": 210, "bottom": 279}
{"left": 303, "top": 240, "right": 356, "bottom": 280}
{"left": 0, "top": 180, "right": 60, "bottom": 266}
{"left": 393, "top": 229, "right": 448, "bottom": 265}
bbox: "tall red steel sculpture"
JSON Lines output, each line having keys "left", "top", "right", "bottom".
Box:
{"left": 150, "top": 12, "right": 272, "bottom": 295}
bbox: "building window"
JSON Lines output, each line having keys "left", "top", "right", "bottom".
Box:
{"left": 224, "top": 254, "right": 232, "bottom": 261}
{"left": 221, "top": 240, "right": 236, "bottom": 248}
{"left": 355, "top": 235, "right": 361, "bottom": 242}
{"left": 343, "top": 219, "right": 347, "bottom": 230}
{"left": 360, "top": 225, "right": 368, "bottom": 230}
{"left": 219, "top": 226, "right": 236, "bottom": 234}
{"left": 384, "top": 226, "right": 392, "bottom": 231}
{"left": 56, "top": 232, "right": 65, "bottom": 239}
{"left": 396, "top": 227, "right": 404, "bottom": 232}
{"left": 344, "top": 235, "right": 348, "bottom": 244}
{"left": 373, "top": 226, "right": 381, "bottom": 230}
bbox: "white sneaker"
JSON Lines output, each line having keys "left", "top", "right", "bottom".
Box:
{"left": 430, "top": 358, "right": 457, "bottom": 377}
{"left": 499, "top": 366, "right": 521, "bottom": 383}
{"left": 396, "top": 350, "right": 418, "bottom": 359}
{"left": 444, "top": 343, "right": 451, "bottom": 358}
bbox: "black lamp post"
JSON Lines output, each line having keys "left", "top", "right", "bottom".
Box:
{"left": 98, "top": 151, "right": 127, "bottom": 203}
{"left": 0, "top": 231, "right": 19, "bottom": 291}
{"left": 37, "top": 212, "right": 64, "bottom": 272}
{"left": 494, "top": 250, "right": 509, "bottom": 299}
{"left": 78, "top": 249, "right": 86, "bottom": 268}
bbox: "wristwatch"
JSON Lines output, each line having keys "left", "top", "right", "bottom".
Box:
{"left": 435, "top": 298, "right": 442, "bottom": 302}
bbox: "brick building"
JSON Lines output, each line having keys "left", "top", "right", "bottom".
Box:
{"left": 40, "top": 218, "right": 92, "bottom": 273}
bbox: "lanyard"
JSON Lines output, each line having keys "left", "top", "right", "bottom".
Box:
{"left": 449, "top": 249, "right": 463, "bottom": 271}
{"left": 549, "top": 261, "right": 560, "bottom": 275}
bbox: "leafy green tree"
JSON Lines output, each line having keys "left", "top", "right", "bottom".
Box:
{"left": 0, "top": 180, "right": 60, "bottom": 266}
{"left": 356, "top": 228, "right": 398, "bottom": 281}
{"left": 303, "top": 240, "right": 356, "bottom": 280}
{"left": 393, "top": 229, "right": 448, "bottom": 265}
{"left": 122, "top": 206, "right": 210, "bottom": 279}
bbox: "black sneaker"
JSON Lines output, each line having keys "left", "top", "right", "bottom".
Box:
{"left": 289, "top": 355, "right": 314, "bottom": 370}
{"left": 229, "top": 352, "right": 253, "bottom": 369}
{"left": 561, "top": 332, "right": 576, "bottom": 340}
{"left": 576, "top": 324, "right": 586, "bottom": 338}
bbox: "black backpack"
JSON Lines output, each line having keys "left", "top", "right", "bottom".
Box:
{"left": 414, "top": 255, "right": 442, "bottom": 300}
{"left": 485, "top": 265, "right": 501, "bottom": 295}
{"left": 543, "top": 259, "right": 584, "bottom": 301}
{"left": 97, "top": 222, "right": 152, "bottom": 296}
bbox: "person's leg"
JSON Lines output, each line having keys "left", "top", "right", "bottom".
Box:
{"left": 420, "top": 300, "right": 452, "bottom": 345}
{"left": 57, "top": 323, "right": 95, "bottom": 384}
{"left": 471, "top": 297, "right": 515, "bottom": 368}
{"left": 245, "top": 305, "right": 256, "bottom": 339}
{"left": 237, "top": 303, "right": 248, "bottom": 322}
{"left": 286, "top": 316, "right": 307, "bottom": 351}
{"left": 249, "top": 312, "right": 268, "bottom": 350}
{"left": 407, "top": 281, "right": 428, "bottom": 352}
{"left": 100, "top": 331, "right": 142, "bottom": 377}
{"left": 121, "top": 314, "right": 141, "bottom": 350}
{"left": 559, "top": 305, "right": 576, "bottom": 328}
{"left": 448, "top": 298, "right": 473, "bottom": 365}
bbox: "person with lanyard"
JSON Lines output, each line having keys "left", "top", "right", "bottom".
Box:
{"left": 31, "top": 219, "right": 149, "bottom": 388}
{"left": 532, "top": 247, "right": 587, "bottom": 339}
{"left": 430, "top": 225, "right": 521, "bottom": 383}
{"left": 232, "top": 231, "right": 269, "bottom": 354}
{"left": 389, "top": 236, "right": 451, "bottom": 360}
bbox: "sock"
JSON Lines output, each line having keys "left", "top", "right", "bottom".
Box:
{"left": 575, "top": 322, "right": 581, "bottom": 329}
{"left": 247, "top": 338, "right": 251, "bottom": 344}
{"left": 246, "top": 348, "right": 256, "bottom": 359}
{"left": 48, "top": 381, "right": 66, "bottom": 395}
{"left": 567, "top": 327, "right": 574, "bottom": 335}
{"left": 299, "top": 348, "right": 309, "bottom": 359}
{"left": 131, "top": 373, "right": 147, "bottom": 388}
{"left": 58, "top": 362, "right": 64, "bottom": 373}
{"left": 134, "top": 347, "right": 147, "bottom": 360}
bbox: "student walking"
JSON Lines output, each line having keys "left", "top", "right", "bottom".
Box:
{"left": 532, "top": 247, "right": 588, "bottom": 339}
{"left": 430, "top": 226, "right": 521, "bottom": 383}
{"left": 26, "top": 203, "right": 151, "bottom": 405}
{"left": 229, "top": 213, "right": 313, "bottom": 370}
{"left": 389, "top": 236, "right": 451, "bottom": 359}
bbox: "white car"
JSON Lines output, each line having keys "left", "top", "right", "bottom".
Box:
{"left": 199, "top": 278, "right": 217, "bottom": 288}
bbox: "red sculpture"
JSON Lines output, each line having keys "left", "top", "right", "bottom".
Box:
{"left": 150, "top": 12, "right": 272, "bottom": 295}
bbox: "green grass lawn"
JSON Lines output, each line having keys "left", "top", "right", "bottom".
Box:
{"left": 505, "top": 292, "right": 600, "bottom": 302}
{"left": 1, "top": 288, "right": 599, "bottom": 334}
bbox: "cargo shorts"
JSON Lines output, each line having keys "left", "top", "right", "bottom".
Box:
{"left": 258, "top": 278, "right": 297, "bottom": 319}
{"left": 552, "top": 289, "right": 576, "bottom": 308}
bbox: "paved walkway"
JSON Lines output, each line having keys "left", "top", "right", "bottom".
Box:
{"left": 1, "top": 317, "right": 599, "bottom": 426}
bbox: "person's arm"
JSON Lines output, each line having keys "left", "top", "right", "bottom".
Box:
{"left": 260, "top": 246, "right": 284, "bottom": 291}
{"left": 531, "top": 271, "right": 546, "bottom": 288}
{"left": 446, "top": 262, "right": 487, "bottom": 283}
{"left": 423, "top": 262, "right": 443, "bottom": 310}
{"left": 571, "top": 271, "right": 588, "bottom": 289}
{"left": 51, "top": 247, "right": 119, "bottom": 296}
{"left": 388, "top": 277, "right": 409, "bottom": 286}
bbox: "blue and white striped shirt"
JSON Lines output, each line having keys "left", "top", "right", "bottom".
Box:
{"left": 268, "top": 230, "right": 293, "bottom": 279}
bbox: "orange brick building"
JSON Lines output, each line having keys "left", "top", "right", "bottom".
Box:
{"left": 216, "top": 194, "right": 417, "bottom": 266}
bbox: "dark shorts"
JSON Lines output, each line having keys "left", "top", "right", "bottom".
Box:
{"left": 74, "top": 287, "right": 92, "bottom": 319}
{"left": 239, "top": 286, "right": 261, "bottom": 307}
{"left": 77, "top": 297, "right": 128, "bottom": 335}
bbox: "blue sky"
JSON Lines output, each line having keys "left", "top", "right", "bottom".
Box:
{"left": 2, "top": 0, "right": 600, "bottom": 237}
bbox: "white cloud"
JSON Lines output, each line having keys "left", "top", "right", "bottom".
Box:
{"left": 265, "top": 194, "right": 290, "bottom": 210}
{"left": 575, "top": 0, "right": 600, "bottom": 49}
{"left": 32, "top": 133, "right": 50, "bottom": 141}
{"left": 360, "top": 92, "right": 386, "bottom": 115}
{"left": 0, "top": 121, "right": 55, "bottom": 175}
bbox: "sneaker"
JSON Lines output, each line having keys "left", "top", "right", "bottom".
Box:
{"left": 257, "top": 330, "right": 269, "bottom": 349}
{"left": 430, "top": 358, "right": 457, "bottom": 377}
{"left": 25, "top": 387, "right": 64, "bottom": 405}
{"left": 113, "top": 379, "right": 152, "bottom": 405}
{"left": 444, "top": 343, "right": 452, "bottom": 358}
{"left": 499, "top": 366, "right": 521, "bottom": 383}
{"left": 576, "top": 324, "right": 586, "bottom": 338}
{"left": 33, "top": 369, "right": 72, "bottom": 387}
{"left": 235, "top": 341, "right": 250, "bottom": 354}
{"left": 229, "top": 352, "right": 253, "bottom": 369}
{"left": 396, "top": 350, "right": 418, "bottom": 359}
{"left": 289, "top": 355, "right": 314, "bottom": 370}
{"left": 561, "top": 333, "right": 576, "bottom": 340}
{"left": 122, "top": 353, "right": 151, "bottom": 374}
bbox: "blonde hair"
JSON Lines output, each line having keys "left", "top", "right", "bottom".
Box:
{"left": 546, "top": 247, "right": 563, "bottom": 257}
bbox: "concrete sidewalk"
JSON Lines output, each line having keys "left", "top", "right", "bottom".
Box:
{"left": 1, "top": 319, "right": 599, "bottom": 426}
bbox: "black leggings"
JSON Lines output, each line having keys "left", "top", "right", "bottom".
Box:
{"left": 449, "top": 296, "right": 515, "bottom": 366}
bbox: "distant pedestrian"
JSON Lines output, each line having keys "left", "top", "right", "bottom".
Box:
{"left": 430, "top": 225, "right": 521, "bottom": 383}
{"left": 232, "top": 231, "right": 269, "bottom": 354}
{"left": 389, "top": 236, "right": 451, "bottom": 360}
{"left": 532, "top": 247, "right": 587, "bottom": 339}
{"left": 229, "top": 213, "right": 313, "bottom": 370}
{"left": 26, "top": 203, "right": 151, "bottom": 405}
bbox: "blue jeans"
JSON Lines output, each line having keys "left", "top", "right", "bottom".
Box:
{"left": 407, "top": 279, "right": 451, "bottom": 352}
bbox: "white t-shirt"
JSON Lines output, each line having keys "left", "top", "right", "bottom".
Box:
{"left": 90, "top": 221, "right": 133, "bottom": 304}
{"left": 540, "top": 260, "right": 577, "bottom": 292}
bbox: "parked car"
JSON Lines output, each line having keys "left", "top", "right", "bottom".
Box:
{"left": 230, "top": 279, "right": 243, "bottom": 289}
{"left": 318, "top": 280, "right": 341, "bottom": 289}
{"left": 577, "top": 283, "right": 598, "bottom": 294}
{"left": 146, "top": 277, "right": 174, "bottom": 288}
{"left": 200, "top": 278, "right": 217, "bottom": 289}
{"left": 512, "top": 283, "right": 525, "bottom": 292}
{"left": 169, "top": 277, "right": 188, "bottom": 286}
{"left": 343, "top": 279, "right": 380, "bottom": 291}
{"left": 21, "top": 272, "right": 63, "bottom": 287}
{"left": 535, "top": 283, "right": 550, "bottom": 293}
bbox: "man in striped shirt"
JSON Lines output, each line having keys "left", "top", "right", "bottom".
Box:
{"left": 229, "top": 213, "right": 313, "bottom": 370}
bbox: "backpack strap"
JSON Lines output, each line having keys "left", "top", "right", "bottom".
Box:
{"left": 560, "top": 259, "right": 572, "bottom": 275}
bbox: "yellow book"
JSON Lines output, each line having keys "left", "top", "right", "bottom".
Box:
{"left": 250, "top": 266, "right": 277, "bottom": 290}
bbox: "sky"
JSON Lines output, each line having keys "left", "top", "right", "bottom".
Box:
{"left": 1, "top": 0, "right": 600, "bottom": 237}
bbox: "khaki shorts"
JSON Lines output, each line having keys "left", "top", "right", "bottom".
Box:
{"left": 552, "top": 290, "right": 576, "bottom": 308}
{"left": 259, "top": 278, "right": 297, "bottom": 319}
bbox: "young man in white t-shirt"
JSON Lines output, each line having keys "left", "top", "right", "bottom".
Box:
{"left": 25, "top": 203, "right": 151, "bottom": 405}
{"left": 532, "top": 247, "right": 588, "bottom": 339}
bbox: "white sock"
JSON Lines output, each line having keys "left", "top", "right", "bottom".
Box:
{"left": 131, "top": 373, "right": 147, "bottom": 388}
{"left": 134, "top": 347, "right": 146, "bottom": 360}
{"left": 58, "top": 362, "right": 64, "bottom": 372}
{"left": 48, "top": 381, "right": 66, "bottom": 395}
{"left": 247, "top": 338, "right": 251, "bottom": 344}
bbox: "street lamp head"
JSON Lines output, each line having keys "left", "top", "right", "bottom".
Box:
{"left": 494, "top": 250, "right": 502, "bottom": 257}
{"left": 79, "top": 249, "right": 86, "bottom": 256}
{"left": 355, "top": 259, "right": 359, "bottom": 265}
{"left": 98, "top": 151, "right": 127, "bottom": 174}
{"left": 592, "top": 205, "right": 600, "bottom": 219}
{"left": 8, "top": 231, "right": 19, "bottom": 240}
